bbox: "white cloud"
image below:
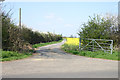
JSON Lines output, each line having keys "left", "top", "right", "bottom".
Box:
{"left": 44, "top": 13, "right": 55, "bottom": 19}
{"left": 57, "top": 17, "right": 64, "bottom": 22}
{"left": 44, "top": 13, "right": 64, "bottom": 23}
{"left": 39, "top": 22, "right": 52, "bottom": 26}
{"left": 64, "top": 24, "right": 80, "bottom": 27}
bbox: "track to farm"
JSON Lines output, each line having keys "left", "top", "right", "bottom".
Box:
{"left": 2, "top": 40, "right": 118, "bottom": 78}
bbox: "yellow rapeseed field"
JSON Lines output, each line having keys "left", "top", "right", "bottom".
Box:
{"left": 65, "top": 38, "right": 79, "bottom": 45}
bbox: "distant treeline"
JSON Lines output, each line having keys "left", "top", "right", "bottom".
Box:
{"left": 2, "top": 10, "right": 62, "bottom": 52}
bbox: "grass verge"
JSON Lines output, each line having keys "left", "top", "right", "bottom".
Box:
{"left": 1, "top": 39, "right": 63, "bottom": 62}
{"left": 62, "top": 44, "right": 119, "bottom": 60}
{"left": 0, "top": 51, "right": 32, "bottom": 61}
{"left": 32, "top": 39, "right": 63, "bottom": 48}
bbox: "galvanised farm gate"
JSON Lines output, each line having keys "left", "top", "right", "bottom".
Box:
{"left": 79, "top": 38, "right": 113, "bottom": 54}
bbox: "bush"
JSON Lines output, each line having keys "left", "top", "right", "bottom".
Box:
{"left": 78, "top": 14, "right": 119, "bottom": 47}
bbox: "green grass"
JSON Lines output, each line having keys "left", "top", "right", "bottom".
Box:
{"left": 62, "top": 44, "right": 119, "bottom": 60}
{"left": 0, "top": 39, "right": 63, "bottom": 62}
{"left": 33, "top": 39, "right": 63, "bottom": 48}
{"left": 0, "top": 51, "right": 32, "bottom": 61}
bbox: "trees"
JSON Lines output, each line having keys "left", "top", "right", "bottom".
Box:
{"left": 2, "top": 10, "right": 25, "bottom": 52}
{"left": 69, "top": 35, "right": 77, "bottom": 38}
{"left": 2, "top": 8, "right": 62, "bottom": 52}
{"left": 78, "top": 14, "right": 119, "bottom": 47}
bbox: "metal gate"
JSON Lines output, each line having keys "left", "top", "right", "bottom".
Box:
{"left": 79, "top": 38, "right": 113, "bottom": 54}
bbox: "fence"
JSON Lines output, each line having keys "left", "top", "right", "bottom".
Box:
{"left": 79, "top": 38, "right": 113, "bottom": 54}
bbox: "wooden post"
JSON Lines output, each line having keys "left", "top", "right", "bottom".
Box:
{"left": 19, "top": 8, "right": 23, "bottom": 52}
{"left": 19, "top": 8, "right": 21, "bottom": 28}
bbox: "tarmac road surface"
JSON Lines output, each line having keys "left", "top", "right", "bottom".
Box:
{"left": 2, "top": 40, "right": 118, "bottom": 78}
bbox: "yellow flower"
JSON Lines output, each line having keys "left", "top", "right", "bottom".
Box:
{"left": 65, "top": 38, "right": 80, "bottom": 45}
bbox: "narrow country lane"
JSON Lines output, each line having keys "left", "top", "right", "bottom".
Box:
{"left": 2, "top": 40, "right": 118, "bottom": 78}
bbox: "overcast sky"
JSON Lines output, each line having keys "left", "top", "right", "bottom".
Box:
{"left": 3, "top": 1, "right": 118, "bottom": 37}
